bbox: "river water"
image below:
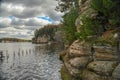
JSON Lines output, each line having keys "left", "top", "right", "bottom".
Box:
{"left": 0, "top": 42, "right": 62, "bottom": 80}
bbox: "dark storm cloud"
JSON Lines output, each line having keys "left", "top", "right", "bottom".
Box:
{"left": 1, "top": 0, "right": 63, "bottom": 21}
{"left": 12, "top": 7, "right": 41, "bottom": 18}
{"left": 3, "top": 0, "right": 45, "bottom": 7}
{"left": 24, "top": 19, "right": 42, "bottom": 26}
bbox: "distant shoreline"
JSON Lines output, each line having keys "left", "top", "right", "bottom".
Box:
{"left": 0, "top": 37, "right": 31, "bottom": 43}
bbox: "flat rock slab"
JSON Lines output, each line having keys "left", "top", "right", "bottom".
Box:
{"left": 94, "top": 53, "right": 120, "bottom": 61}
{"left": 93, "top": 46, "right": 116, "bottom": 54}
{"left": 69, "top": 57, "right": 91, "bottom": 68}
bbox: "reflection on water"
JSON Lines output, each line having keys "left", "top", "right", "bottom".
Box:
{"left": 0, "top": 42, "right": 62, "bottom": 80}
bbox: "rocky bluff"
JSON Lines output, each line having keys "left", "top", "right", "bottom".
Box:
{"left": 60, "top": 0, "right": 120, "bottom": 80}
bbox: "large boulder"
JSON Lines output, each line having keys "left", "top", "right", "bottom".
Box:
{"left": 87, "top": 61, "right": 118, "bottom": 76}
{"left": 69, "top": 40, "right": 91, "bottom": 57}
{"left": 69, "top": 57, "right": 91, "bottom": 69}
{"left": 64, "top": 61, "right": 82, "bottom": 77}
{"left": 62, "top": 40, "right": 92, "bottom": 78}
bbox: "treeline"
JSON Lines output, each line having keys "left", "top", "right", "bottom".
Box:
{"left": 0, "top": 38, "right": 31, "bottom": 42}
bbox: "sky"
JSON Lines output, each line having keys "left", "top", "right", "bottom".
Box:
{"left": 0, "top": 0, "right": 63, "bottom": 40}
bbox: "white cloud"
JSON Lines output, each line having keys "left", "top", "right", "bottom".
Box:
{"left": 11, "top": 17, "right": 52, "bottom": 29}
{"left": 0, "top": 0, "right": 63, "bottom": 39}
{"left": 0, "top": 27, "right": 33, "bottom": 39}
{"left": 0, "top": 17, "right": 11, "bottom": 28}
{"left": 25, "top": 17, "right": 52, "bottom": 26}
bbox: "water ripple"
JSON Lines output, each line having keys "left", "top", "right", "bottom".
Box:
{"left": 0, "top": 43, "right": 62, "bottom": 80}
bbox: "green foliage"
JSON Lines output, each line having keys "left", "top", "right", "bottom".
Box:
{"left": 91, "top": 0, "right": 113, "bottom": 16}
{"left": 34, "top": 29, "right": 39, "bottom": 38}
{"left": 56, "top": 0, "right": 79, "bottom": 45}
{"left": 57, "top": 0, "right": 120, "bottom": 46}
{"left": 62, "top": 6, "right": 78, "bottom": 45}
{"left": 94, "top": 39, "right": 113, "bottom": 46}
{"left": 76, "top": 0, "right": 120, "bottom": 43}
{"left": 103, "top": 0, "right": 113, "bottom": 9}
{"left": 91, "top": 0, "right": 120, "bottom": 28}
{"left": 91, "top": 0, "right": 103, "bottom": 11}
{"left": 34, "top": 24, "right": 59, "bottom": 41}
{"left": 76, "top": 16, "right": 102, "bottom": 41}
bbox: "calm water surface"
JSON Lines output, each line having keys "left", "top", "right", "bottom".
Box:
{"left": 0, "top": 42, "right": 62, "bottom": 80}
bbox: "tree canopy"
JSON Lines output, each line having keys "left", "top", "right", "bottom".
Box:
{"left": 34, "top": 24, "right": 61, "bottom": 41}
{"left": 56, "top": 0, "right": 79, "bottom": 45}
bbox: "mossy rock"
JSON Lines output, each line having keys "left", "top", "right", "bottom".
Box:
{"left": 59, "top": 50, "right": 67, "bottom": 61}
{"left": 60, "top": 65, "right": 81, "bottom": 80}
{"left": 82, "top": 69, "right": 115, "bottom": 80}
{"left": 94, "top": 30, "right": 119, "bottom": 47}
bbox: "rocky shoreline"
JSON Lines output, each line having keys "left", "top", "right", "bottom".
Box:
{"left": 60, "top": 40, "right": 120, "bottom": 80}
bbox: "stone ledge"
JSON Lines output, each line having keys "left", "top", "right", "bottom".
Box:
{"left": 94, "top": 53, "right": 120, "bottom": 61}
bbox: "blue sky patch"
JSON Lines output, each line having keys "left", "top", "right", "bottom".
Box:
{"left": 9, "top": 16, "right": 15, "bottom": 20}
{"left": 37, "top": 16, "right": 54, "bottom": 23}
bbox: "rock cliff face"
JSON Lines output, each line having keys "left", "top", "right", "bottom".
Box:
{"left": 60, "top": 0, "right": 120, "bottom": 80}
{"left": 61, "top": 40, "right": 120, "bottom": 80}
{"left": 75, "top": 0, "right": 97, "bottom": 32}
{"left": 32, "top": 35, "right": 50, "bottom": 44}
{"left": 32, "top": 31, "right": 63, "bottom": 44}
